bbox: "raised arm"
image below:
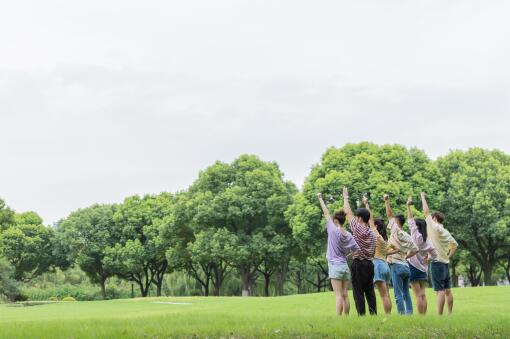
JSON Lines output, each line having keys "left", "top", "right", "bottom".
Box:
{"left": 316, "top": 193, "right": 330, "bottom": 219}
{"left": 383, "top": 194, "right": 393, "bottom": 219}
{"left": 362, "top": 195, "right": 376, "bottom": 231}
{"left": 343, "top": 187, "right": 354, "bottom": 222}
{"left": 420, "top": 192, "right": 430, "bottom": 218}
{"left": 406, "top": 196, "right": 414, "bottom": 220}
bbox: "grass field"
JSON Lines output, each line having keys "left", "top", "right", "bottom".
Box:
{"left": 1, "top": 286, "right": 509, "bottom": 338}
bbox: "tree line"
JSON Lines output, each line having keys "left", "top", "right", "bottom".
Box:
{"left": 1, "top": 143, "right": 509, "bottom": 300}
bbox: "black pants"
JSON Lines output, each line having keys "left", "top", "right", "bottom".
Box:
{"left": 351, "top": 259, "right": 377, "bottom": 315}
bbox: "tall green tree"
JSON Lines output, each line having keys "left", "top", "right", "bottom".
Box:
{"left": 437, "top": 148, "right": 510, "bottom": 285}
{"left": 287, "top": 142, "right": 442, "bottom": 283}
{"left": 0, "top": 198, "right": 15, "bottom": 232}
{"left": 107, "top": 193, "right": 174, "bottom": 297}
{"left": 58, "top": 204, "right": 119, "bottom": 299}
{"left": 178, "top": 155, "right": 295, "bottom": 296}
{"left": 0, "top": 212, "right": 54, "bottom": 281}
{"left": 0, "top": 256, "right": 19, "bottom": 302}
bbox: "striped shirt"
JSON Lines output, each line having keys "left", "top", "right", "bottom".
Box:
{"left": 349, "top": 218, "right": 376, "bottom": 260}
{"left": 407, "top": 218, "right": 438, "bottom": 272}
{"left": 387, "top": 218, "right": 418, "bottom": 266}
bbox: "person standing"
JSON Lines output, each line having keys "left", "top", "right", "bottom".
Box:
{"left": 362, "top": 196, "right": 400, "bottom": 315}
{"left": 384, "top": 194, "right": 418, "bottom": 315}
{"left": 317, "top": 193, "right": 360, "bottom": 316}
{"left": 420, "top": 192, "right": 458, "bottom": 315}
{"left": 406, "top": 196, "right": 438, "bottom": 315}
{"left": 343, "top": 187, "right": 377, "bottom": 316}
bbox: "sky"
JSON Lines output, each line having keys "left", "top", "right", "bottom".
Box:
{"left": 1, "top": 0, "right": 509, "bottom": 225}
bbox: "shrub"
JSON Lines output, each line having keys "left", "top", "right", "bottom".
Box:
{"left": 189, "top": 289, "right": 202, "bottom": 296}
{"left": 13, "top": 293, "right": 28, "bottom": 302}
{"left": 48, "top": 296, "right": 59, "bottom": 301}
{"left": 62, "top": 296, "right": 76, "bottom": 302}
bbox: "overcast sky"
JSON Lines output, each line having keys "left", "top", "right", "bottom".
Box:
{"left": 1, "top": 1, "right": 509, "bottom": 224}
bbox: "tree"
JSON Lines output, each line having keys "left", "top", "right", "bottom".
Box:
{"left": 0, "top": 212, "right": 54, "bottom": 281}
{"left": 256, "top": 231, "right": 291, "bottom": 296}
{"left": 180, "top": 155, "right": 295, "bottom": 296}
{"left": 0, "top": 256, "right": 19, "bottom": 302}
{"left": 437, "top": 148, "right": 510, "bottom": 285}
{"left": 0, "top": 198, "right": 15, "bottom": 232}
{"left": 59, "top": 204, "right": 119, "bottom": 299}
{"left": 108, "top": 193, "right": 174, "bottom": 297}
{"left": 287, "top": 142, "right": 442, "bottom": 285}
{"left": 187, "top": 228, "right": 236, "bottom": 296}
{"left": 499, "top": 253, "right": 510, "bottom": 283}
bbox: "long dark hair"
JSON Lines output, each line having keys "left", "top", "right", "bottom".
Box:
{"left": 374, "top": 219, "right": 387, "bottom": 241}
{"left": 415, "top": 218, "right": 428, "bottom": 241}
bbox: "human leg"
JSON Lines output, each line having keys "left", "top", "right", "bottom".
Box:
{"left": 376, "top": 281, "right": 391, "bottom": 314}
{"left": 391, "top": 264, "right": 405, "bottom": 314}
{"left": 351, "top": 259, "right": 365, "bottom": 316}
{"left": 340, "top": 280, "right": 350, "bottom": 315}
{"left": 401, "top": 267, "right": 413, "bottom": 315}
{"left": 330, "top": 278, "right": 344, "bottom": 315}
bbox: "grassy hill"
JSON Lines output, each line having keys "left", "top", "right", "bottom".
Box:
{"left": 1, "top": 286, "right": 508, "bottom": 338}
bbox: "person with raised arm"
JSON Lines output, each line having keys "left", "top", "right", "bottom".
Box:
{"left": 384, "top": 194, "right": 418, "bottom": 315}
{"left": 421, "top": 192, "right": 458, "bottom": 315}
{"left": 406, "top": 196, "right": 438, "bottom": 315}
{"left": 343, "top": 187, "right": 377, "bottom": 316}
{"left": 362, "top": 196, "right": 399, "bottom": 315}
{"left": 317, "top": 192, "right": 360, "bottom": 316}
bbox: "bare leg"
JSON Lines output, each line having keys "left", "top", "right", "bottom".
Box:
{"left": 411, "top": 282, "right": 428, "bottom": 314}
{"left": 340, "top": 280, "right": 350, "bottom": 315}
{"left": 331, "top": 279, "right": 344, "bottom": 315}
{"left": 375, "top": 281, "right": 391, "bottom": 315}
{"left": 445, "top": 289, "right": 453, "bottom": 315}
{"left": 420, "top": 281, "right": 428, "bottom": 314}
{"left": 436, "top": 290, "right": 446, "bottom": 315}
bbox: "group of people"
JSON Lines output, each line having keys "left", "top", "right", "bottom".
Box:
{"left": 317, "top": 188, "right": 458, "bottom": 316}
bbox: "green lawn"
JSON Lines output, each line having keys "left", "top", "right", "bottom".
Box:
{"left": 1, "top": 286, "right": 508, "bottom": 338}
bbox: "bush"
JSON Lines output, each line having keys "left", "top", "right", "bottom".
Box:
{"left": 0, "top": 257, "right": 20, "bottom": 302}
{"left": 189, "top": 289, "right": 202, "bottom": 296}
{"left": 13, "top": 293, "right": 28, "bottom": 302}
{"left": 62, "top": 296, "right": 76, "bottom": 302}
{"left": 48, "top": 296, "right": 59, "bottom": 301}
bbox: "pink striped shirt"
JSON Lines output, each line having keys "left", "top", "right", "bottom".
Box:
{"left": 407, "top": 218, "right": 438, "bottom": 272}
{"left": 349, "top": 218, "right": 376, "bottom": 260}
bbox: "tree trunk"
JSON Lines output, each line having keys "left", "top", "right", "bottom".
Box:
{"left": 203, "top": 276, "right": 210, "bottom": 296}
{"left": 483, "top": 265, "right": 495, "bottom": 286}
{"left": 451, "top": 259, "right": 458, "bottom": 287}
{"left": 153, "top": 261, "right": 168, "bottom": 297}
{"left": 241, "top": 268, "right": 255, "bottom": 297}
{"left": 264, "top": 274, "right": 270, "bottom": 297}
{"left": 316, "top": 272, "right": 321, "bottom": 293}
{"left": 156, "top": 280, "right": 163, "bottom": 297}
{"left": 275, "top": 262, "right": 287, "bottom": 296}
{"left": 211, "top": 265, "right": 227, "bottom": 296}
{"left": 99, "top": 276, "right": 107, "bottom": 300}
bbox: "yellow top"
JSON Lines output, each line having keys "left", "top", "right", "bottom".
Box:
{"left": 373, "top": 231, "right": 391, "bottom": 261}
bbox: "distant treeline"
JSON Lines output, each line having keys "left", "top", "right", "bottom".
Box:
{"left": 1, "top": 142, "right": 509, "bottom": 300}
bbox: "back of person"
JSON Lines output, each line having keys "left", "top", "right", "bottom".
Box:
{"left": 426, "top": 215, "right": 455, "bottom": 264}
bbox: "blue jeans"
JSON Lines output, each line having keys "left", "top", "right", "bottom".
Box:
{"left": 390, "top": 263, "right": 413, "bottom": 315}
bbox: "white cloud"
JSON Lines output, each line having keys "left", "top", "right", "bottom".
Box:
{"left": 1, "top": 1, "right": 509, "bottom": 223}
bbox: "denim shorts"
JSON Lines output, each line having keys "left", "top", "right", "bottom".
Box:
{"left": 431, "top": 261, "right": 451, "bottom": 291}
{"left": 373, "top": 259, "right": 391, "bottom": 284}
{"left": 409, "top": 263, "right": 427, "bottom": 282}
{"left": 328, "top": 262, "right": 351, "bottom": 280}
